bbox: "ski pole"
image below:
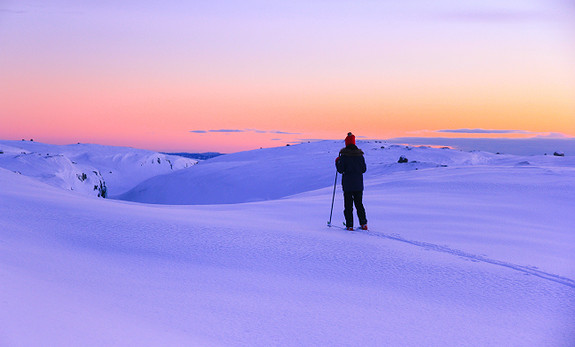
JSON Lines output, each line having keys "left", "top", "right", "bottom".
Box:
{"left": 328, "top": 171, "right": 338, "bottom": 226}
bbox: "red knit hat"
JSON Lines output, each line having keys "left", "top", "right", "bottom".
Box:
{"left": 345, "top": 132, "right": 355, "bottom": 146}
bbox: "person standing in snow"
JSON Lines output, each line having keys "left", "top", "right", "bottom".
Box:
{"left": 335, "top": 132, "right": 368, "bottom": 230}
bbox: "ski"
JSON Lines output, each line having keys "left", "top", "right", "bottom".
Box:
{"left": 327, "top": 222, "right": 368, "bottom": 232}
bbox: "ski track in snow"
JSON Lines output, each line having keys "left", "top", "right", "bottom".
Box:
{"left": 338, "top": 227, "right": 575, "bottom": 289}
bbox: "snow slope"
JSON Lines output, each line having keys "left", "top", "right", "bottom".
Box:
{"left": 118, "top": 140, "right": 573, "bottom": 205}
{"left": 0, "top": 140, "right": 196, "bottom": 196}
{"left": 390, "top": 137, "right": 575, "bottom": 156}
{"left": 1, "top": 140, "right": 574, "bottom": 345}
{"left": 117, "top": 140, "right": 497, "bottom": 204}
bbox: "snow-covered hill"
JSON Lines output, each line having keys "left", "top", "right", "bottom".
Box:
{"left": 117, "top": 140, "right": 571, "bottom": 205}
{"left": 0, "top": 140, "right": 197, "bottom": 197}
{"left": 1, "top": 139, "right": 574, "bottom": 345}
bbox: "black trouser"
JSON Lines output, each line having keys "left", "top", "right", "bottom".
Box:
{"left": 344, "top": 191, "right": 367, "bottom": 228}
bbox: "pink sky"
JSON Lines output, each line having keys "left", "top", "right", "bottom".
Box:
{"left": 1, "top": 1, "right": 574, "bottom": 152}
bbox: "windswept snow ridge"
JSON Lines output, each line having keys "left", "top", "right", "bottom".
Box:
{"left": 118, "top": 140, "right": 519, "bottom": 204}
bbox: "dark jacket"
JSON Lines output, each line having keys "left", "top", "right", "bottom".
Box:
{"left": 336, "top": 145, "right": 366, "bottom": 192}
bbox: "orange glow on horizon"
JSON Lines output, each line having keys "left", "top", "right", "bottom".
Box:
{"left": 2, "top": 81, "right": 574, "bottom": 152}
{"left": 1, "top": 1, "right": 574, "bottom": 152}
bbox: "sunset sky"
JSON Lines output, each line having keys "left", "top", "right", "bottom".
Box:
{"left": 1, "top": 0, "right": 574, "bottom": 152}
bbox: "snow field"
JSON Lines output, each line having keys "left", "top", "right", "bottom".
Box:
{"left": 1, "top": 140, "right": 574, "bottom": 345}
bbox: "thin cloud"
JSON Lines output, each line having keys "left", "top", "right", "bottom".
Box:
{"left": 190, "top": 129, "right": 301, "bottom": 135}
{"left": 209, "top": 129, "right": 244, "bottom": 133}
{"left": 438, "top": 129, "right": 535, "bottom": 134}
{"left": 188, "top": 129, "right": 245, "bottom": 133}
{"left": 243, "top": 129, "right": 301, "bottom": 135}
{"left": 269, "top": 130, "right": 301, "bottom": 135}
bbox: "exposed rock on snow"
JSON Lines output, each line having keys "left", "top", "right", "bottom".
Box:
{"left": 398, "top": 155, "right": 409, "bottom": 163}
{"left": 0, "top": 150, "right": 108, "bottom": 197}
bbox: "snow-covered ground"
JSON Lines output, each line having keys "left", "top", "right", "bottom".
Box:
{"left": 1, "top": 139, "right": 574, "bottom": 346}
{"left": 0, "top": 140, "right": 196, "bottom": 196}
